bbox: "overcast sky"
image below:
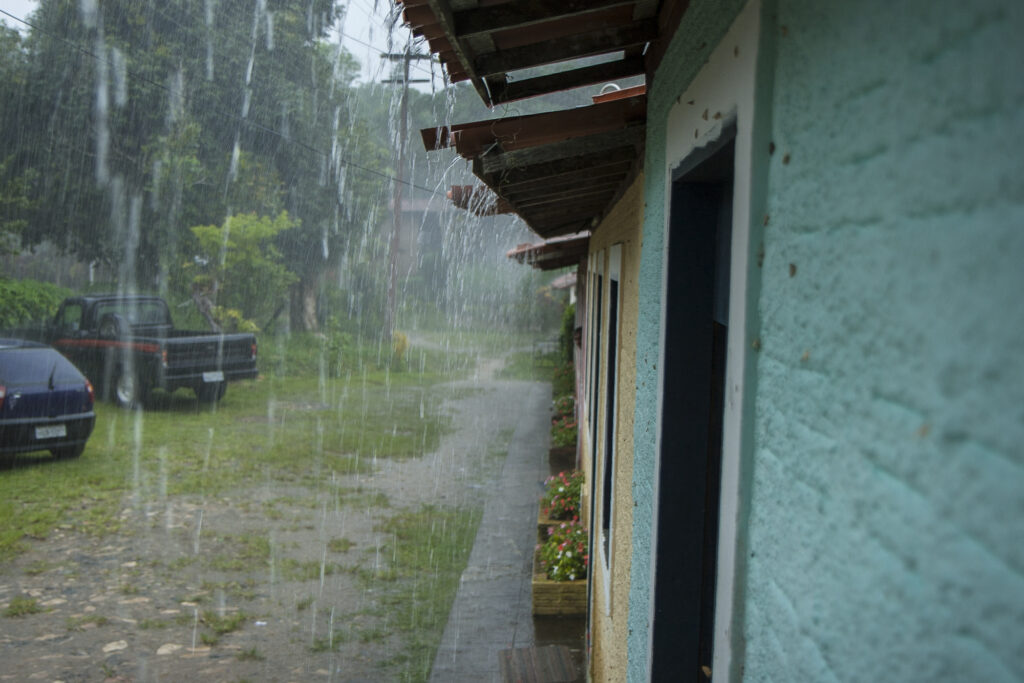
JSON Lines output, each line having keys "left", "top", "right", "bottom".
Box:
{"left": 0, "top": 0, "right": 436, "bottom": 89}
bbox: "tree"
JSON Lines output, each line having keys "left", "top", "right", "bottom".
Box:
{"left": 187, "top": 211, "right": 299, "bottom": 329}
{"left": 7, "top": 0, "right": 393, "bottom": 333}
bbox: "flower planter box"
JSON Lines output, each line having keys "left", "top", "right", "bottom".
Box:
{"left": 532, "top": 552, "right": 587, "bottom": 616}
{"left": 548, "top": 445, "right": 576, "bottom": 474}
{"left": 537, "top": 506, "right": 563, "bottom": 534}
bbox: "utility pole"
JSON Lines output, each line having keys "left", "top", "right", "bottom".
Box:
{"left": 381, "top": 46, "right": 431, "bottom": 343}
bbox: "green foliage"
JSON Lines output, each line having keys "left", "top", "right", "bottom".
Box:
{"left": 187, "top": 212, "right": 299, "bottom": 325}
{"left": 374, "top": 504, "right": 484, "bottom": 682}
{"left": 327, "top": 537, "right": 354, "bottom": 553}
{"left": 209, "top": 306, "right": 260, "bottom": 333}
{"left": 553, "top": 394, "right": 575, "bottom": 418}
{"left": 11, "top": 0, "right": 387, "bottom": 328}
{"left": 552, "top": 361, "right": 575, "bottom": 397}
{"left": 0, "top": 333, "right": 468, "bottom": 560}
{"left": 540, "top": 470, "right": 584, "bottom": 521}
{"left": 237, "top": 647, "right": 265, "bottom": 662}
{"left": 559, "top": 302, "right": 576, "bottom": 364}
{"left": 0, "top": 155, "right": 37, "bottom": 255}
{"left": 4, "top": 595, "right": 43, "bottom": 617}
{"left": 199, "top": 610, "right": 247, "bottom": 638}
{"left": 539, "top": 519, "right": 588, "bottom": 582}
{"left": 551, "top": 415, "right": 578, "bottom": 449}
{"left": 0, "top": 277, "right": 72, "bottom": 328}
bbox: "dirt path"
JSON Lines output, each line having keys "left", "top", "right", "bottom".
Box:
{"left": 0, "top": 352, "right": 550, "bottom": 682}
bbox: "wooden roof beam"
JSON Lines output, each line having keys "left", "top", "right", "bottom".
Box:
{"left": 515, "top": 188, "right": 620, "bottom": 211}
{"left": 509, "top": 181, "right": 625, "bottom": 208}
{"left": 477, "top": 145, "right": 636, "bottom": 186}
{"left": 484, "top": 56, "right": 645, "bottom": 105}
{"left": 478, "top": 126, "right": 644, "bottom": 176}
{"left": 453, "top": 0, "right": 635, "bottom": 38}
{"left": 497, "top": 159, "right": 635, "bottom": 193}
{"left": 504, "top": 175, "right": 626, "bottom": 201}
{"left": 420, "top": 95, "right": 645, "bottom": 154}
{"left": 473, "top": 19, "right": 657, "bottom": 78}
{"left": 422, "top": 0, "right": 492, "bottom": 103}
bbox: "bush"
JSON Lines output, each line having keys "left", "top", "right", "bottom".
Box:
{"left": 551, "top": 415, "right": 577, "bottom": 448}
{"left": 552, "top": 361, "right": 574, "bottom": 397}
{"left": 552, "top": 393, "right": 574, "bottom": 418}
{"left": 0, "top": 278, "right": 71, "bottom": 328}
{"left": 540, "top": 470, "right": 583, "bottom": 520}
{"left": 538, "top": 519, "right": 588, "bottom": 582}
{"left": 559, "top": 301, "right": 575, "bottom": 364}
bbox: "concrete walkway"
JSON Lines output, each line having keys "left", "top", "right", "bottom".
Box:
{"left": 430, "top": 380, "right": 552, "bottom": 682}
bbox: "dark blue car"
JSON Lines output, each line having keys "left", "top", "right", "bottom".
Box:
{"left": 0, "top": 339, "right": 96, "bottom": 459}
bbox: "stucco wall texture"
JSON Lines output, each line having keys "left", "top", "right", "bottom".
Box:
{"left": 586, "top": 175, "right": 644, "bottom": 682}
{"left": 630, "top": 0, "right": 1024, "bottom": 680}
{"left": 745, "top": 1, "right": 1024, "bottom": 680}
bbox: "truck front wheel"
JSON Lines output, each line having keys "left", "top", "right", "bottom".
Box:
{"left": 196, "top": 381, "right": 226, "bottom": 404}
{"left": 113, "top": 368, "right": 147, "bottom": 409}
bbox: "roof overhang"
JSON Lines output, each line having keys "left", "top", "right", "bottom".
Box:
{"left": 425, "top": 90, "right": 646, "bottom": 238}
{"left": 506, "top": 233, "right": 590, "bottom": 270}
{"left": 399, "top": 0, "right": 689, "bottom": 108}
{"left": 403, "top": 0, "right": 691, "bottom": 240}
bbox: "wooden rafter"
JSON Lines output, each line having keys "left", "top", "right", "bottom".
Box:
{"left": 477, "top": 126, "right": 644, "bottom": 176}
{"left": 472, "top": 19, "right": 657, "bottom": 77}
{"left": 453, "top": 0, "right": 634, "bottom": 38}
{"left": 484, "top": 56, "right": 645, "bottom": 105}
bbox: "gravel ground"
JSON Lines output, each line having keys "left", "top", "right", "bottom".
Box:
{"left": 0, "top": 353, "right": 549, "bottom": 682}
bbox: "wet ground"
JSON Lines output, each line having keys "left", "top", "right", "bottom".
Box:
{"left": 0, "top": 354, "right": 584, "bottom": 682}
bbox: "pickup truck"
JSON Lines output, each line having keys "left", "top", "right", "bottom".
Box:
{"left": 43, "top": 294, "right": 258, "bottom": 408}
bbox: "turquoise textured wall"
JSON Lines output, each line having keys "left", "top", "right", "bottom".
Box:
{"left": 629, "top": 0, "right": 1024, "bottom": 680}
{"left": 745, "top": 0, "right": 1024, "bottom": 680}
{"left": 625, "top": 0, "right": 749, "bottom": 678}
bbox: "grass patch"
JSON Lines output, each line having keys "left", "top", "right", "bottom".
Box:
{"left": 0, "top": 335, "right": 468, "bottom": 562}
{"left": 327, "top": 537, "right": 354, "bottom": 553}
{"left": 497, "top": 350, "right": 559, "bottom": 381}
{"left": 66, "top": 613, "right": 110, "bottom": 630}
{"left": 207, "top": 533, "right": 271, "bottom": 572}
{"left": 280, "top": 558, "right": 344, "bottom": 581}
{"left": 24, "top": 559, "right": 51, "bottom": 575}
{"left": 4, "top": 595, "right": 43, "bottom": 617}
{"left": 198, "top": 610, "right": 247, "bottom": 645}
{"left": 137, "top": 618, "right": 172, "bottom": 629}
{"left": 200, "top": 579, "right": 258, "bottom": 601}
{"left": 237, "top": 646, "right": 265, "bottom": 661}
{"left": 364, "top": 504, "right": 484, "bottom": 683}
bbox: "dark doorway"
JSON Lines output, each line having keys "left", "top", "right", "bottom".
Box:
{"left": 650, "top": 126, "right": 735, "bottom": 681}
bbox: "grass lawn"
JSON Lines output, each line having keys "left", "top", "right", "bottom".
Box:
{"left": 0, "top": 332, "right": 532, "bottom": 682}
{"left": 0, "top": 339, "right": 473, "bottom": 558}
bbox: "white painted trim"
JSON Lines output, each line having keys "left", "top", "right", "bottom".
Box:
{"left": 647, "top": 1, "right": 762, "bottom": 679}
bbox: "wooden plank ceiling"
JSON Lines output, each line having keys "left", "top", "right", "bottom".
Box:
{"left": 403, "top": 0, "right": 688, "bottom": 240}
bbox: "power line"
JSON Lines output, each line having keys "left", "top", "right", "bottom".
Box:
{"left": 0, "top": 7, "right": 435, "bottom": 194}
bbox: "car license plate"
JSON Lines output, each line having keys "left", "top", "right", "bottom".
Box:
{"left": 202, "top": 371, "right": 224, "bottom": 383}
{"left": 35, "top": 424, "right": 67, "bottom": 440}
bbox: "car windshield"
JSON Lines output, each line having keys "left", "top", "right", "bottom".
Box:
{"left": 0, "top": 347, "right": 83, "bottom": 385}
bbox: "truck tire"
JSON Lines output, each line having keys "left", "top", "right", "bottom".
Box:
{"left": 113, "top": 367, "right": 147, "bottom": 409}
{"left": 196, "top": 381, "right": 226, "bottom": 404}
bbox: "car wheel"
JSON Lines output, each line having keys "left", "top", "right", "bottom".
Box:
{"left": 50, "top": 444, "right": 85, "bottom": 459}
{"left": 196, "top": 381, "right": 226, "bottom": 404}
{"left": 114, "top": 368, "right": 147, "bottom": 409}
